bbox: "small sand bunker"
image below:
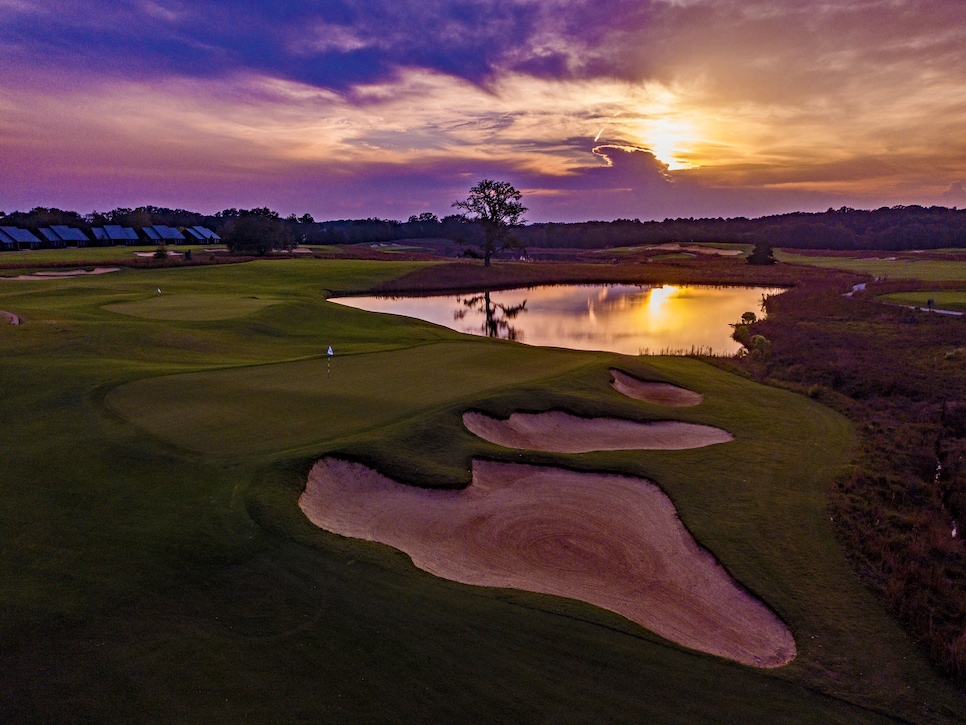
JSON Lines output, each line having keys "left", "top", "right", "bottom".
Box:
{"left": 3, "top": 267, "right": 120, "bottom": 280}
{"left": 300, "top": 459, "right": 796, "bottom": 667}
{"left": 0, "top": 310, "right": 20, "bottom": 325}
{"left": 610, "top": 369, "right": 704, "bottom": 407}
{"left": 464, "top": 411, "right": 731, "bottom": 453}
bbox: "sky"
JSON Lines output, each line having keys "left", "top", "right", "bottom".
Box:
{"left": 2, "top": 0, "right": 965, "bottom": 222}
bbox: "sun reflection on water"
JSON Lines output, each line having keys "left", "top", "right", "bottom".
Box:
{"left": 332, "top": 284, "right": 782, "bottom": 356}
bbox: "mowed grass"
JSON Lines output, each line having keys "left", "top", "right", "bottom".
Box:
{"left": 104, "top": 293, "right": 281, "bottom": 320}
{"left": 0, "top": 244, "right": 221, "bottom": 266}
{"left": 878, "top": 290, "right": 966, "bottom": 312}
{"left": 1, "top": 258, "right": 964, "bottom": 724}
{"left": 777, "top": 250, "right": 966, "bottom": 281}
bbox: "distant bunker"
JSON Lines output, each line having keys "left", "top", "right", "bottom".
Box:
{"left": 610, "top": 369, "right": 704, "bottom": 407}
{"left": 2, "top": 267, "right": 120, "bottom": 280}
{"left": 463, "top": 411, "right": 732, "bottom": 453}
{"left": 300, "top": 458, "right": 796, "bottom": 668}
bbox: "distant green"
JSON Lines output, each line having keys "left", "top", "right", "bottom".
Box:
{"left": 777, "top": 251, "right": 966, "bottom": 281}
{"left": 878, "top": 290, "right": 966, "bottom": 313}
{"left": 104, "top": 293, "right": 281, "bottom": 321}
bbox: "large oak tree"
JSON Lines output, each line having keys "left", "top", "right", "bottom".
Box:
{"left": 453, "top": 180, "right": 527, "bottom": 266}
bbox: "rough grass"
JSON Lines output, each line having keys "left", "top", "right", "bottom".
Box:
{"left": 1, "top": 258, "right": 964, "bottom": 723}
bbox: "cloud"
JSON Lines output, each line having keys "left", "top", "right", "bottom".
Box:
{"left": 1, "top": 1, "right": 966, "bottom": 219}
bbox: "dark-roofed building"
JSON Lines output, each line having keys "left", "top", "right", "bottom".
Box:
{"left": 39, "top": 228, "right": 67, "bottom": 248}
{"left": 0, "top": 228, "right": 17, "bottom": 250}
{"left": 152, "top": 225, "right": 185, "bottom": 242}
{"left": 50, "top": 226, "right": 91, "bottom": 246}
{"left": 1, "top": 226, "right": 43, "bottom": 249}
{"left": 103, "top": 225, "right": 141, "bottom": 245}
{"left": 142, "top": 227, "right": 162, "bottom": 242}
{"left": 192, "top": 226, "right": 221, "bottom": 242}
{"left": 91, "top": 227, "right": 109, "bottom": 243}
{"left": 184, "top": 227, "right": 205, "bottom": 242}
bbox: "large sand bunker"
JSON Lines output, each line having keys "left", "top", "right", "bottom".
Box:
{"left": 463, "top": 411, "right": 731, "bottom": 452}
{"left": 0, "top": 310, "right": 19, "bottom": 325}
{"left": 610, "top": 369, "right": 704, "bottom": 407}
{"left": 300, "top": 458, "right": 795, "bottom": 667}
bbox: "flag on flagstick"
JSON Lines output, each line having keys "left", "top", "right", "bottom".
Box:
{"left": 327, "top": 346, "right": 333, "bottom": 377}
{"left": 327, "top": 346, "right": 333, "bottom": 356}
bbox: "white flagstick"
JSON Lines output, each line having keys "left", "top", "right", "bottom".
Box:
{"left": 327, "top": 345, "right": 333, "bottom": 377}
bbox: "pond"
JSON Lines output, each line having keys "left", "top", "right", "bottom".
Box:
{"left": 331, "top": 284, "right": 782, "bottom": 356}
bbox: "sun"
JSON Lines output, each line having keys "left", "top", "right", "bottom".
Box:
{"left": 640, "top": 118, "right": 699, "bottom": 170}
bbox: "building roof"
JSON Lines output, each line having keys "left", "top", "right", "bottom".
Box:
{"left": 91, "top": 227, "right": 109, "bottom": 241}
{"left": 39, "top": 227, "right": 62, "bottom": 242}
{"left": 0, "top": 228, "right": 17, "bottom": 245}
{"left": 142, "top": 227, "right": 162, "bottom": 241}
{"left": 184, "top": 227, "right": 204, "bottom": 240}
{"left": 153, "top": 225, "right": 185, "bottom": 241}
{"left": 50, "top": 225, "right": 90, "bottom": 242}
{"left": 0, "top": 226, "right": 42, "bottom": 243}
{"left": 103, "top": 225, "right": 140, "bottom": 241}
{"left": 192, "top": 226, "right": 221, "bottom": 241}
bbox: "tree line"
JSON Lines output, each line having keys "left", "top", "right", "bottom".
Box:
{"left": 4, "top": 202, "right": 966, "bottom": 254}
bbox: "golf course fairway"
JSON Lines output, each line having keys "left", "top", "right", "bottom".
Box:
{"left": 1, "top": 258, "right": 964, "bottom": 724}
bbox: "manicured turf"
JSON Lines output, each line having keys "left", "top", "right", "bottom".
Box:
{"left": 104, "top": 293, "right": 282, "bottom": 321}
{"left": 1, "top": 258, "right": 964, "bottom": 723}
{"left": 878, "top": 290, "right": 966, "bottom": 312}
{"left": 777, "top": 251, "right": 966, "bottom": 281}
{"left": 0, "top": 245, "right": 220, "bottom": 266}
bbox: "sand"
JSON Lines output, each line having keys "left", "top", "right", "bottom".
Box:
{"left": 463, "top": 410, "right": 731, "bottom": 452}
{"left": 610, "top": 369, "right": 704, "bottom": 407}
{"left": 300, "top": 458, "right": 796, "bottom": 667}
{"left": 646, "top": 243, "right": 743, "bottom": 256}
{"left": 3, "top": 267, "right": 120, "bottom": 280}
{"left": 0, "top": 310, "right": 19, "bottom": 325}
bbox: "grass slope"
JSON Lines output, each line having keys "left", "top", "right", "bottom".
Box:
{"left": 1, "top": 258, "right": 963, "bottom": 723}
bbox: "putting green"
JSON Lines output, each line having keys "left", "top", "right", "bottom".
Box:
{"left": 103, "top": 293, "right": 280, "bottom": 320}
{"left": 106, "top": 341, "right": 591, "bottom": 455}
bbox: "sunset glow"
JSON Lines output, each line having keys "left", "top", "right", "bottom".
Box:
{"left": 1, "top": 1, "right": 964, "bottom": 219}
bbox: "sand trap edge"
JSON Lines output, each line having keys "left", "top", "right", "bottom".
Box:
{"left": 610, "top": 369, "right": 703, "bottom": 407}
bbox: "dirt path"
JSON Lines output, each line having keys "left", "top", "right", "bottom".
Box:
{"left": 610, "top": 369, "right": 704, "bottom": 406}
{"left": 463, "top": 411, "right": 731, "bottom": 452}
{"left": 0, "top": 310, "right": 20, "bottom": 325}
{"left": 300, "top": 458, "right": 796, "bottom": 667}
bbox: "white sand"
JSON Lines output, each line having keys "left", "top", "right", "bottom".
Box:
{"left": 610, "top": 369, "right": 704, "bottom": 407}
{"left": 3, "top": 267, "right": 120, "bottom": 280}
{"left": 463, "top": 410, "right": 731, "bottom": 452}
{"left": 300, "top": 458, "right": 796, "bottom": 667}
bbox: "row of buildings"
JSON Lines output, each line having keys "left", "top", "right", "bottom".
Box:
{"left": 0, "top": 225, "right": 221, "bottom": 251}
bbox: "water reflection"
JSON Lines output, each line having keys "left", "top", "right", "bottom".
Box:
{"left": 454, "top": 292, "right": 528, "bottom": 340}
{"left": 332, "top": 284, "right": 782, "bottom": 356}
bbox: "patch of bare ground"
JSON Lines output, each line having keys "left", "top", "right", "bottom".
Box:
{"left": 463, "top": 411, "right": 731, "bottom": 452}
{"left": 300, "top": 458, "right": 796, "bottom": 667}
{"left": 610, "top": 369, "right": 704, "bottom": 407}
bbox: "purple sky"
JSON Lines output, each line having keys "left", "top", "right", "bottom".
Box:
{"left": 2, "top": 0, "right": 965, "bottom": 221}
